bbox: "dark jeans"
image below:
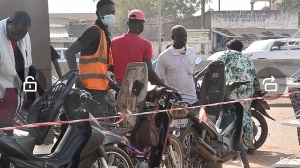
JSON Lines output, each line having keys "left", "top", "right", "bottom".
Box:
{"left": 84, "top": 89, "right": 108, "bottom": 118}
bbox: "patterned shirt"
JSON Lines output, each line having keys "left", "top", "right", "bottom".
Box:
{"left": 216, "top": 50, "right": 260, "bottom": 148}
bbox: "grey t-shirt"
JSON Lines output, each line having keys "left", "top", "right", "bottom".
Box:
{"left": 155, "top": 46, "right": 198, "bottom": 104}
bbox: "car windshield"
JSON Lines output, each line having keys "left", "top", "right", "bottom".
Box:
{"left": 207, "top": 51, "right": 225, "bottom": 60}
{"left": 245, "top": 40, "right": 271, "bottom": 51}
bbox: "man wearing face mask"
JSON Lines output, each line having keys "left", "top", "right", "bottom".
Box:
{"left": 65, "top": 0, "right": 119, "bottom": 118}
{"left": 111, "top": 10, "right": 174, "bottom": 90}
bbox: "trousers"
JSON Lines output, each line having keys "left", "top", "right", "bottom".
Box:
{"left": 84, "top": 89, "right": 108, "bottom": 118}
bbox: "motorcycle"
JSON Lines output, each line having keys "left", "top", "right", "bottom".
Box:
{"left": 193, "top": 68, "right": 275, "bottom": 150}
{"left": 0, "top": 70, "right": 126, "bottom": 168}
{"left": 100, "top": 84, "right": 184, "bottom": 168}
{"left": 172, "top": 79, "right": 251, "bottom": 167}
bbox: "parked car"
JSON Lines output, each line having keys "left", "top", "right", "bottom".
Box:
{"left": 207, "top": 38, "right": 300, "bottom": 60}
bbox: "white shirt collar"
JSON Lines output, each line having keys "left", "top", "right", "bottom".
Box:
{"left": 170, "top": 45, "right": 190, "bottom": 56}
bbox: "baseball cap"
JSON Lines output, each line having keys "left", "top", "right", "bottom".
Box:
{"left": 128, "top": 9, "right": 145, "bottom": 21}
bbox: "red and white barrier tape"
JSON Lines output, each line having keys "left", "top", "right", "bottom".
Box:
{"left": 0, "top": 91, "right": 298, "bottom": 131}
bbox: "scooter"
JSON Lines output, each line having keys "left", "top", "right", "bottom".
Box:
{"left": 0, "top": 70, "right": 121, "bottom": 168}
{"left": 170, "top": 60, "right": 252, "bottom": 167}
{"left": 193, "top": 67, "right": 275, "bottom": 151}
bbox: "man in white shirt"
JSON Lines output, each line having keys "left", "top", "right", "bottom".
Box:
{"left": 155, "top": 25, "right": 199, "bottom": 106}
{"left": 0, "top": 11, "right": 32, "bottom": 135}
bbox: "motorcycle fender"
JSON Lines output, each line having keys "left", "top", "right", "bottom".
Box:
{"left": 255, "top": 109, "right": 275, "bottom": 121}
{"left": 178, "top": 119, "right": 195, "bottom": 139}
{"left": 103, "top": 132, "right": 125, "bottom": 145}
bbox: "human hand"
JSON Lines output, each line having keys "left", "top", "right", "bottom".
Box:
{"left": 166, "top": 86, "right": 177, "bottom": 91}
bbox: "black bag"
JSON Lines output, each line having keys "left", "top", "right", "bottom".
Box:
{"left": 132, "top": 114, "right": 160, "bottom": 147}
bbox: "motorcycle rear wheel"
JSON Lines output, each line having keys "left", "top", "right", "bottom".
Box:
{"left": 251, "top": 110, "right": 268, "bottom": 150}
{"left": 180, "top": 127, "right": 204, "bottom": 168}
{"left": 104, "top": 145, "right": 133, "bottom": 168}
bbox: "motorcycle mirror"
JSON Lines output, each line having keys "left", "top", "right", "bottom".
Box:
{"left": 195, "top": 57, "right": 202, "bottom": 64}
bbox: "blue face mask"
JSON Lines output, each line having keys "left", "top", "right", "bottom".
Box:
{"left": 102, "top": 14, "right": 115, "bottom": 27}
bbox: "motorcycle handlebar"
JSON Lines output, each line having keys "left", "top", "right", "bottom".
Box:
{"left": 164, "top": 89, "right": 183, "bottom": 101}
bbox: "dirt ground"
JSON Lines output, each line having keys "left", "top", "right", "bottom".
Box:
{"left": 224, "top": 98, "right": 300, "bottom": 168}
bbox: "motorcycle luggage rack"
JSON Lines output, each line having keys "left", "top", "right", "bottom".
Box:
{"left": 27, "top": 70, "right": 80, "bottom": 145}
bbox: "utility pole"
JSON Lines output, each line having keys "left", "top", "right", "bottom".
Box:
{"left": 158, "top": 0, "right": 162, "bottom": 54}
{"left": 201, "top": 0, "right": 205, "bottom": 29}
{"left": 218, "top": 0, "right": 221, "bottom": 11}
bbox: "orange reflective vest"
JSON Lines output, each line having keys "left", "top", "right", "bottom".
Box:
{"left": 79, "top": 25, "right": 113, "bottom": 90}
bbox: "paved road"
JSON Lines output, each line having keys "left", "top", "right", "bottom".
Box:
{"left": 224, "top": 98, "right": 299, "bottom": 168}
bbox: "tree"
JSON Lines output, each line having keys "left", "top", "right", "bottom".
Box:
{"left": 279, "top": 0, "right": 300, "bottom": 10}
{"left": 93, "top": 0, "right": 211, "bottom": 32}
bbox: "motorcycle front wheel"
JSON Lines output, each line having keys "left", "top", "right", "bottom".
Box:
{"left": 104, "top": 145, "right": 133, "bottom": 168}
{"left": 162, "top": 134, "right": 183, "bottom": 168}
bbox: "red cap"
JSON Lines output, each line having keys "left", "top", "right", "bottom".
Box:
{"left": 128, "top": 9, "right": 145, "bottom": 21}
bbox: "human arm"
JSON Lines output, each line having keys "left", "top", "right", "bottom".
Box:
{"left": 65, "top": 27, "right": 99, "bottom": 89}
{"left": 107, "top": 51, "right": 119, "bottom": 92}
{"left": 143, "top": 42, "right": 175, "bottom": 90}
{"left": 145, "top": 58, "right": 175, "bottom": 90}
{"left": 249, "top": 60, "right": 261, "bottom": 96}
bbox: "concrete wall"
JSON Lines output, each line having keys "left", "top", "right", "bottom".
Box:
{"left": 0, "top": 0, "right": 51, "bottom": 89}
{"left": 211, "top": 10, "right": 299, "bottom": 29}
{"left": 162, "top": 12, "right": 212, "bottom": 41}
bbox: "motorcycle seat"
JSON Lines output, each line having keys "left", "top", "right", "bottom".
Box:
{"left": 117, "top": 62, "right": 148, "bottom": 128}
{"left": 15, "top": 136, "right": 36, "bottom": 153}
{"left": 0, "top": 135, "right": 40, "bottom": 161}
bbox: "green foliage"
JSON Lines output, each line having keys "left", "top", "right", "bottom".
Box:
{"left": 279, "top": 0, "right": 300, "bottom": 10}
{"left": 93, "top": 0, "right": 211, "bottom": 32}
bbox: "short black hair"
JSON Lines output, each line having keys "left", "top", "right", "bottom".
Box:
{"left": 10, "top": 11, "right": 31, "bottom": 26}
{"left": 171, "top": 25, "right": 186, "bottom": 35}
{"left": 227, "top": 39, "right": 244, "bottom": 52}
{"left": 97, "top": 0, "right": 114, "bottom": 10}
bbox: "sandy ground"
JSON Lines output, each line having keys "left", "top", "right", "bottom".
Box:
{"left": 223, "top": 98, "right": 299, "bottom": 168}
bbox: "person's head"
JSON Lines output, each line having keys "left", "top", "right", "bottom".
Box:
{"left": 96, "top": 0, "right": 115, "bottom": 27}
{"left": 171, "top": 25, "right": 187, "bottom": 49}
{"left": 127, "top": 10, "right": 145, "bottom": 35}
{"left": 6, "top": 11, "right": 31, "bottom": 42}
{"left": 226, "top": 39, "right": 244, "bottom": 52}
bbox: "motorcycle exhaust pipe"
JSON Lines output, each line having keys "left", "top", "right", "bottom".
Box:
{"left": 195, "top": 138, "right": 221, "bottom": 162}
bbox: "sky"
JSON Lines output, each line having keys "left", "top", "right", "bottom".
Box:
{"left": 48, "top": 0, "right": 269, "bottom": 14}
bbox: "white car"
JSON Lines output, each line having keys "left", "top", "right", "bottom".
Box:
{"left": 207, "top": 38, "right": 300, "bottom": 60}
